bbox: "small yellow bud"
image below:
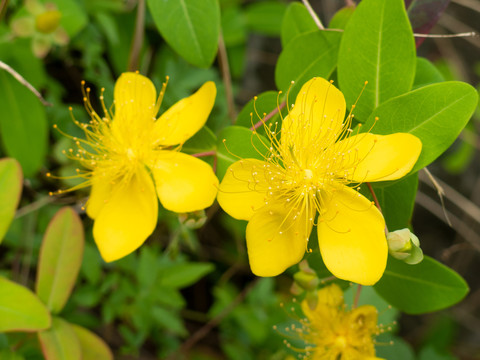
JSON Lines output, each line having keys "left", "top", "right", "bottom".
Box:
{"left": 387, "top": 228, "right": 423, "bottom": 264}
{"left": 35, "top": 10, "right": 61, "bottom": 34}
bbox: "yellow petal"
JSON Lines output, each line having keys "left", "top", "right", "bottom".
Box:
{"left": 281, "top": 77, "right": 346, "bottom": 160}
{"left": 246, "top": 201, "right": 313, "bottom": 277}
{"left": 334, "top": 133, "right": 422, "bottom": 182}
{"left": 317, "top": 186, "right": 387, "bottom": 285}
{"left": 150, "top": 151, "right": 218, "bottom": 213}
{"left": 153, "top": 81, "right": 216, "bottom": 146}
{"left": 113, "top": 72, "right": 157, "bottom": 129}
{"left": 93, "top": 167, "right": 158, "bottom": 262}
{"left": 85, "top": 175, "right": 113, "bottom": 219}
{"left": 301, "top": 283, "right": 344, "bottom": 325}
{"left": 217, "top": 159, "right": 272, "bottom": 221}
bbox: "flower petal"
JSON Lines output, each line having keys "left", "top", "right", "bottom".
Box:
{"left": 301, "top": 283, "right": 344, "bottom": 325}
{"left": 334, "top": 133, "right": 422, "bottom": 182}
{"left": 93, "top": 167, "right": 158, "bottom": 262}
{"left": 113, "top": 72, "right": 157, "bottom": 129}
{"left": 281, "top": 77, "right": 346, "bottom": 158}
{"left": 85, "top": 175, "right": 113, "bottom": 219}
{"left": 150, "top": 151, "right": 218, "bottom": 213}
{"left": 246, "top": 201, "right": 313, "bottom": 277}
{"left": 153, "top": 81, "right": 216, "bottom": 146}
{"left": 317, "top": 186, "right": 387, "bottom": 285}
{"left": 217, "top": 159, "right": 273, "bottom": 221}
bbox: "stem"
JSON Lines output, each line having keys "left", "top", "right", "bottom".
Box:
{"left": 218, "top": 32, "right": 236, "bottom": 122}
{"left": 127, "top": 0, "right": 145, "bottom": 72}
{"left": 0, "top": 61, "right": 51, "bottom": 106}
{"left": 15, "top": 196, "right": 55, "bottom": 219}
{"left": 353, "top": 284, "right": 362, "bottom": 308}
{"left": 250, "top": 101, "right": 286, "bottom": 130}
{"left": 301, "top": 0, "right": 325, "bottom": 30}
{"left": 191, "top": 150, "right": 216, "bottom": 158}
{"left": 366, "top": 182, "right": 388, "bottom": 235}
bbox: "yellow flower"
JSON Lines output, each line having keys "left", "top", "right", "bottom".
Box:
{"left": 53, "top": 72, "right": 218, "bottom": 262}
{"left": 217, "top": 77, "right": 421, "bottom": 285}
{"left": 296, "top": 284, "right": 383, "bottom": 360}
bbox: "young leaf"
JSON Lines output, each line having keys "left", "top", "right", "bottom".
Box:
{"left": 147, "top": 0, "right": 220, "bottom": 68}
{"left": 36, "top": 207, "right": 85, "bottom": 314}
{"left": 71, "top": 324, "right": 113, "bottom": 360}
{"left": 159, "top": 262, "right": 214, "bottom": 288}
{"left": 0, "top": 71, "right": 48, "bottom": 177}
{"left": 337, "top": 0, "right": 416, "bottom": 122}
{"left": 364, "top": 81, "right": 478, "bottom": 173}
{"left": 328, "top": 5, "right": 355, "bottom": 30}
{"left": 280, "top": 3, "right": 317, "bottom": 47}
{"left": 275, "top": 30, "right": 341, "bottom": 98}
{"left": 0, "top": 158, "right": 23, "bottom": 243}
{"left": 38, "top": 318, "right": 81, "bottom": 360}
{"left": 0, "top": 276, "right": 51, "bottom": 332}
{"left": 413, "top": 57, "right": 445, "bottom": 89}
{"left": 374, "top": 256, "right": 469, "bottom": 314}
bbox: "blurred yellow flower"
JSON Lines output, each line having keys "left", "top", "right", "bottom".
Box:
{"left": 297, "top": 284, "right": 383, "bottom": 360}
{"left": 217, "top": 77, "right": 421, "bottom": 285}
{"left": 52, "top": 72, "right": 218, "bottom": 261}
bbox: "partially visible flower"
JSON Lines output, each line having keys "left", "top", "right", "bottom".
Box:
{"left": 296, "top": 284, "right": 384, "bottom": 360}
{"left": 387, "top": 228, "right": 423, "bottom": 264}
{"left": 50, "top": 72, "right": 218, "bottom": 261}
{"left": 218, "top": 77, "right": 422, "bottom": 285}
{"left": 10, "top": 0, "right": 68, "bottom": 58}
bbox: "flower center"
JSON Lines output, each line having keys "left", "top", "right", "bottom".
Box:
{"left": 303, "top": 169, "right": 313, "bottom": 181}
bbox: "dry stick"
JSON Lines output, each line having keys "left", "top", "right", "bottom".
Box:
{"left": 127, "top": 0, "right": 145, "bottom": 72}
{"left": 0, "top": 60, "right": 52, "bottom": 106}
{"left": 0, "top": 0, "right": 9, "bottom": 21}
{"left": 302, "top": 0, "right": 325, "bottom": 30}
{"left": 413, "top": 31, "right": 477, "bottom": 38}
{"left": 218, "top": 32, "right": 236, "bottom": 122}
{"left": 191, "top": 150, "right": 216, "bottom": 158}
{"left": 421, "top": 168, "right": 452, "bottom": 226}
{"left": 173, "top": 279, "right": 258, "bottom": 358}
{"left": 353, "top": 284, "right": 362, "bottom": 308}
{"left": 438, "top": 12, "right": 480, "bottom": 48}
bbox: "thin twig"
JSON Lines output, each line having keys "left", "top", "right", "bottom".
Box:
{"left": 421, "top": 168, "right": 452, "bottom": 226}
{"left": 250, "top": 101, "right": 286, "bottom": 130}
{"left": 366, "top": 182, "right": 388, "bottom": 235}
{"left": 0, "top": 60, "right": 52, "bottom": 106}
{"left": 353, "top": 284, "right": 362, "bottom": 308}
{"left": 15, "top": 196, "right": 56, "bottom": 219}
{"left": 127, "top": 0, "right": 145, "bottom": 71}
{"left": 302, "top": 0, "right": 325, "bottom": 30}
{"left": 191, "top": 150, "right": 216, "bottom": 158}
{"left": 413, "top": 31, "right": 476, "bottom": 38}
{"left": 218, "top": 32, "right": 236, "bottom": 122}
{"left": 438, "top": 12, "right": 480, "bottom": 48}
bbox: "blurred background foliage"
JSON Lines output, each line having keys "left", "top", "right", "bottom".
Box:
{"left": 0, "top": 0, "right": 479, "bottom": 359}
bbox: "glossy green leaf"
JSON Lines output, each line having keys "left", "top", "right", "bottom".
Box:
{"left": 36, "top": 207, "right": 85, "bottom": 314}
{"left": 280, "top": 2, "right": 317, "bottom": 47}
{"left": 328, "top": 5, "right": 355, "bottom": 30}
{"left": 275, "top": 30, "right": 341, "bottom": 97}
{"left": 245, "top": 1, "right": 287, "bottom": 36}
{"left": 71, "top": 324, "right": 113, "bottom": 360}
{"left": 413, "top": 57, "right": 445, "bottom": 89}
{"left": 38, "top": 318, "right": 81, "bottom": 360}
{"left": 0, "top": 276, "right": 51, "bottom": 332}
{"left": 181, "top": 126, "right": 217, "bottom": 154}
{"left": 147, "top": 0, "right": 220, "bottom": 68}
{"left": 216, "top": 125, "right": 270, "bottom": 180}
{"left": 0, "top": 158, "right": 23, "bottom": 243}
{"left": 0, "top": 71, "right": 48, "bottom": 177}
{"left": 364, "top": 81, "right": 478, "bottom": 173}
{"left": 374, "top": 256, "right": 469, "bottom": 314}
{"left": 337, "top": 0, "right": 416, "bottom": 121}
{"left": 235, "top": 90, "right": 283, "bottom": 129}
{"left": 376, "top": 335, "right": 415, "bottom": 360}
{"left": 159, "top": 262, "right": 214, "bottom": 288}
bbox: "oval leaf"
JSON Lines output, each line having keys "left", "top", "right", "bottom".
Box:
{"left": 413, "top": 57, "right": 445, "bottom": 90}
{"left": 38, "top": 318, "right": 81, "bottom": 360}
{"left": 147, "top": 0, "right": 220, "bottom": 68}
{"left": 374, "top": 256, "right": 469, "bottom": 314}
{"left": 235, "top": 90, "right": 284, "bottom": 129}
{"left": 275, "top": 30, "right": 341, "bottom": 98}
{"left": 0, "top": 158, "right": 23, "bottom": 243}
{"left": 280, "top": 2, "right": 317, "bottom": 47}
{"left": 337, "top": 0, "right": 416, "bottom": 121}
{"left": 0, "top": 276, "right": 51, "bottom": 332}
{"left": 364, "top": 81, "right": 478, "bottom": 173}
{"left": 0, "top": 71, "right": 48, "bottom": 177}
{"left": 71, "top": 324, "right": 113, "bottom": 360}
{"left": 36, "top": 207, "right": 85, "bottom": 314}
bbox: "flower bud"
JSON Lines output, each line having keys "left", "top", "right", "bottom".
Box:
{"left": 387, "top": 228, "right": 423, "bottom": 264}
{"left": 178, "top": 210, "right": 207, "bottom": 229}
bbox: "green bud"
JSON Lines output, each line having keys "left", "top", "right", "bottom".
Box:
{"left": 387, "top": 228, "right": 423, "bottom": 264}
{"left": 294, "top": 271, "right": 320, "bottom": 291}
{"left": 178, "top": 210, "right": 207, "bottom": 229}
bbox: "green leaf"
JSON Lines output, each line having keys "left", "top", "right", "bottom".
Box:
{"left": 36, "top": 207, "right": 85, "bottom": 314}
{"left": 0, "top": 349, "right": 25, "bottom": 360}
{"left": 275, "top": 30, "right": 341, "bottom": 98}
{"left": 337, "top": 0, "right": 416, "bottom": 121}
{"left": 413, "top": 57, "right": 445, "bottom": 89}
{"left": 71, "top": 324, "right": 113, "bottom": 360}
{"left": 374, "top": 256, "right": 469, "bottom": 314}
{"left": 0, "top": 158, "right": 23, "bottom": 243}
{"left": 245, "top": 1, "right": 287, "bottom": 36}
{"left": 181, "top": 126, "right": 217, "bottom": 154}
{"left": 370, "top": 173, "right": 419, "bottom": 231}
{"left": 38, "top": 318, "right": 81, "bottom": 360}
{"left": 235, "top": 91, "right": 283, "bottom": 129}
{"left": 280, "top": 2, "right": 317, "bottom": 47}
{"left": 364, "top": 81, "right": 478, "bottom": 173}
{"left": 56, "top": 0, "right": 88, "bottom": 37}
{"left": 159, "top": 262, "right": 214, "bottom": 288}
{"left": 151, "top": 307, "right": 187, "bottom": 336}
{"left": 221, "top": 6, "right": 246, "bottom": 47}
{"left": 0, "top": 276, "right": 51, "bottom": 332}
{"left": 0, "top": 71, "right": 48, "bottom": 177}
{"left": 328, "top": 5, "right": 355, "bottom": 30}
{"left": 216, "top": 125, "right": 270, "bottom": 180}
{"left": 147, "top": 0, "right": 220, "bottom": 68}
{"left": 376, "top": 334, "right": 415, "bottom": 360}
